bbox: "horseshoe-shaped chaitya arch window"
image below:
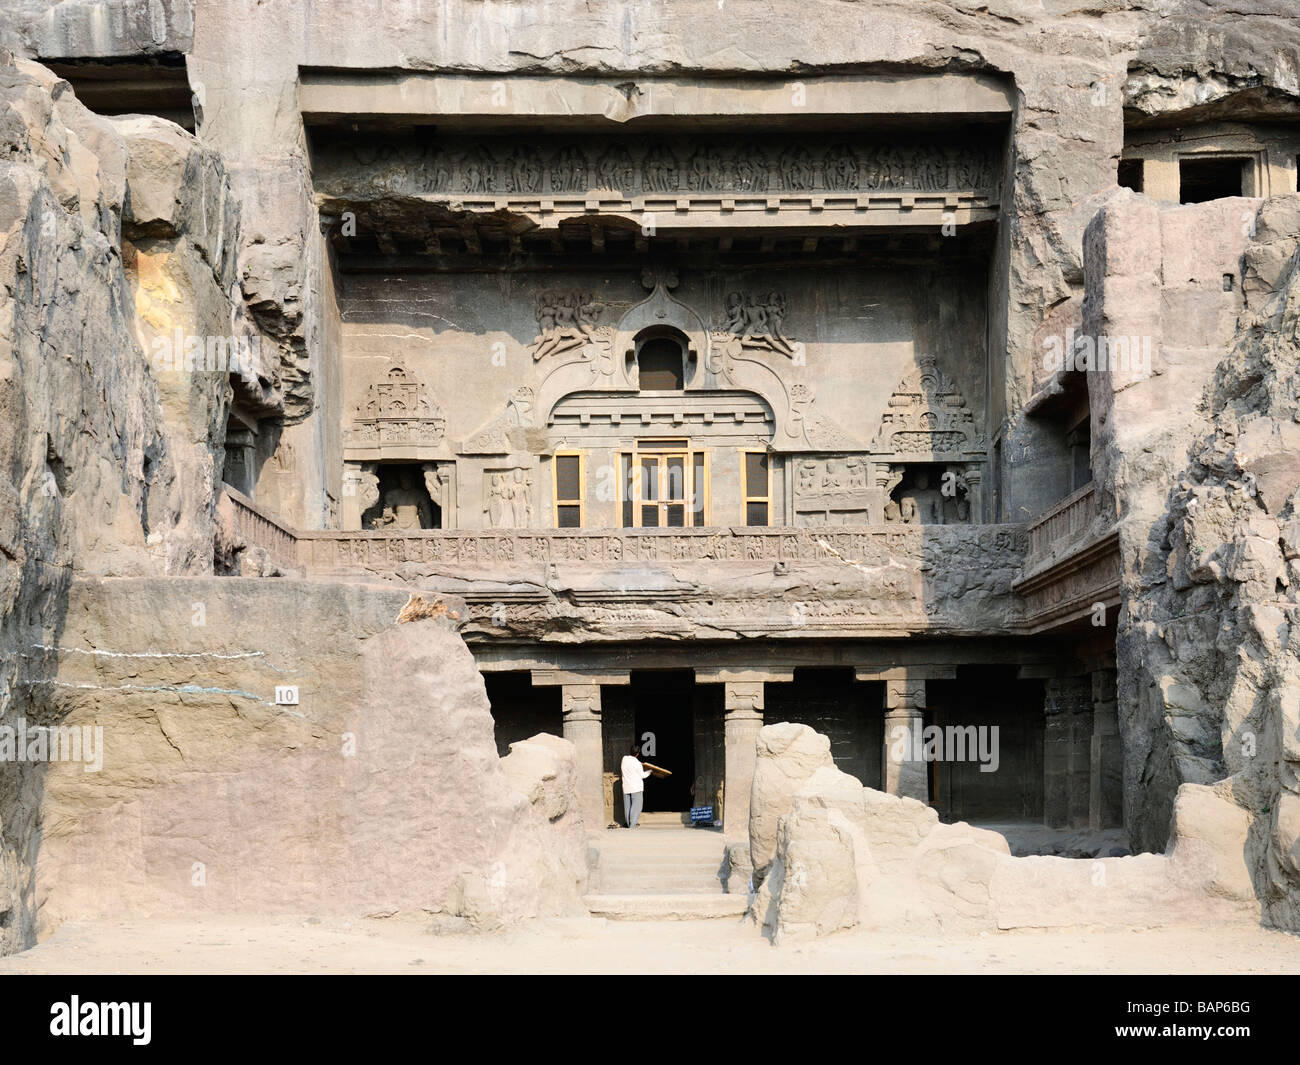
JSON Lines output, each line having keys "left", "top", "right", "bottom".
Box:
{"left": 635, "top": 329, "right": 688, "bottom": 391}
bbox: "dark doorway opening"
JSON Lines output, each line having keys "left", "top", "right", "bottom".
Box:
{"left": 1117, "top": 158, "right": 1143, "bottom": 192}
{"left": 765, "top": 668, "right": 882, "bottom": 789}
{"left": 484, "top": 672, "right": 561, "bottom": 757}
{"left": 927, "top": 667, "right": 1045, "bottom": 822}
{"left": 631, "top": 670, "right": 696, "bottom": 811}
{"left": 1179, "top": 157, "right": 1246, "bottom": 203}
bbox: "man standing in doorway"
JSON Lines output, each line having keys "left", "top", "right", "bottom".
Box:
{"left": 621, "top": 743, "right": 652, "bottom": 828}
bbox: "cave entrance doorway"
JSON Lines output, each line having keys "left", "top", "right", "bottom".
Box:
{"left": 631, "top": 670, "right": 696, "bottom": 812}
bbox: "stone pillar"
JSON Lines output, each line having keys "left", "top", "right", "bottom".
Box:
{"left": 723, "top": 681, "right": 765, "bottom": 840}
{"left": 562, "top": 683, "right": 605, "bottom": 832}
{"left": 1089, "top": 667, "right": 1122, "bottom": 830}
{"left": 963, "top": 465, "right": 983, "bottom": 523}
{"left": 1043, "top": 675, "right": 1093, "bottom": 829}
{"left": 341, "top": 462, "right": 378, "bottom": 531}
{"left": 883, "top": 675, "right": 928, "bottom": 801}
{"left": 222, "top": 428, "right": 256, "bottom": 495}
{"left": 423, "top": 462, "right": 456, "bottom": 529}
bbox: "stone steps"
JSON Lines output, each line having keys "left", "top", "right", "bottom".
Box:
{"left": 591, "top": 825, "right": 735, "bottom": 907}
{"left": 583, "top": 894, "right": 751, "bottom": 920}
{"left": 597, "top": 875, "right": 725, "bottom": 894}
{"left": 632, "top": 812, "right": 699, "bottom": 827}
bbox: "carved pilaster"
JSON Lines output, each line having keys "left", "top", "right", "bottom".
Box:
{"left": 341, "top": 462, "right": 380, "bottom": 532}
{"left": 422, "top": 462, "right": 457, "bottom": 529}
{"left": 1089, "top": 668, "right": 1122, "bottom": 830}
{"left": 1043, "top": 675, "right": 1093, "bottom": 829}
{"left": 963, "top": 465, "right": 984, "bottom": 524}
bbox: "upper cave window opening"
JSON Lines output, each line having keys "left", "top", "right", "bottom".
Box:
{"left": 1179, "top": 156, "right": 1247, "bottom": 204}
{"left": 637, "top": 334, "right": 686, "bottom": 391}
{"left": 1117, "top": 158, "right": 1143, "bottom": 193}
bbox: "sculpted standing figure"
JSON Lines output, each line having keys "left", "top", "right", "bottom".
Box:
{"left": 901, "top": 470, "right": 944, "bottom": 524}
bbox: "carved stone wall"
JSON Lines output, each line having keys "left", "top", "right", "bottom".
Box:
{"left": 339, "top": 220, "right": 987, "bottom": 531}
{"left": 315, "top": 133, "right": 1002, "bottom": 201}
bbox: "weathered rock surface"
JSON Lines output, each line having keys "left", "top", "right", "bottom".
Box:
{"left": 749, "top": 723, "right": 834, "bottom": 883}
{"left": 1088, "top": 192, "right": 1300, "bottom": 929}
{"left": 0, "top": 53, "right": 268, "bottom": 952}
{"left": 32, "top": 578, "right": 587, "bottom": 937}
{"left": 753, "top": 725, "right": 1260, "bottom": 943}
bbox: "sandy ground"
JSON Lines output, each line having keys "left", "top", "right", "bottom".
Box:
{"left": 2, "top": 915, "right": 1298, "bottom": 974}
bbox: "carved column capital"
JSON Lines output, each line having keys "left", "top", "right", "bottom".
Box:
{"left": 885, "top": 678, "right": 927, "bottom": 712}
{"left": 561, "top": 683, "right": 601, "bottom": 722}
{"left": 724, "top": 680, "right": 765, "bottom": 719}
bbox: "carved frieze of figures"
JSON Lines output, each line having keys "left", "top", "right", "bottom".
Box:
{"left": 531, "top": 291, "right": 604, "bottom": 361}
{"left": 823, "top": 145, "right": 859, "bottom": 190}
{"left": 347, "top": 361, "right": 446, "bottom": 448}
{"left": 642, "top": 145, "right": 679, "bottom": 192}
{"left": 464, "top": 145, "right": 497, "bottom": 193}
{"left": 733, "top": 147, "right": 769, "bottom": 192}
{"left": 334, "top": 136, "right": 1000, "bottom": 200}
{"left": 687, "top": 146, "right": 729, "bottom": 191}
{"left": 550, "top": 146, "right": 588, "bottom": 191}
{"left": 722, "top": 291, "right": 799, "bottom": 357}
{"left": 596, "top": 145, "right": 636, "bottom": 190}
{"left": 793, "top": 455, "right": 876, "bottom": 525}
{"left": 870, "top": 354, "right": 984, "bottom": 459}
{"left": 484, "top": 467, "right": 534, "bottom": 529}
{"left": 505, "top": 147, "right": 543, "bottom": 194}
{"left": 778, "top": 145, "right": 815, "bottom": 190}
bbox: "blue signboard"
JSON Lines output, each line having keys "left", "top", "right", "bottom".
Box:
{"left": 689, "top": 805, "right": 714, "bottom": 824}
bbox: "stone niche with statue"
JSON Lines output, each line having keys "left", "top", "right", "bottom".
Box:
{"left": 340, "top": 357, "right": 457, "bottom": 530}
{"left": 871, "top": 354, "right": 986, "bottom": 524}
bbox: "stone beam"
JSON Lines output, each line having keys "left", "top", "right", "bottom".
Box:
{"left": 530, "top": 668, "right": 631, "bottom": 686}
{"left": 475, "top": 639, "right": 1063, "bottom": 675}
{"left": 855, "top": 665, "right": 957, "bottom": 682}
{"left": 299, "top": 72, "right": 1014, "bottom": 128}
{"left": 695, "top": 668, "right": 795, "bottom": 685}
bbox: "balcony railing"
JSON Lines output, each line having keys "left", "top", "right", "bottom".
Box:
{"left": 219, "top": 484, "right": 299, "bottom": 571}
{"left": 218, "top": 485, "right": 1030, "bottom": 574}
{"left": 1024, "top": 484, "right": 1104, "bottom": 571}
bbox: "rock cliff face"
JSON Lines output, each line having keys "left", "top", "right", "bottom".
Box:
{"left": 0, "top": 53, "right": 258, "bottom": 951}
{"left": 8, "top": 0, "right": 1295, "bottom": 523}
{"left": 1089, "top": 193, "right": 1300, "bottom": 927}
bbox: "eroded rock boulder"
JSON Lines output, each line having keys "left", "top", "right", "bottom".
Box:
{"left": 749, "top": 723, "right": 834, "bottom": 883}
{"left": 754, "top": 726, "right": 1262, "bottom": 943}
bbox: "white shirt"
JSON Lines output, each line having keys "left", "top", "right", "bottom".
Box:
{"left": 621, "top": 755, "right": 652, "bottom": 795}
